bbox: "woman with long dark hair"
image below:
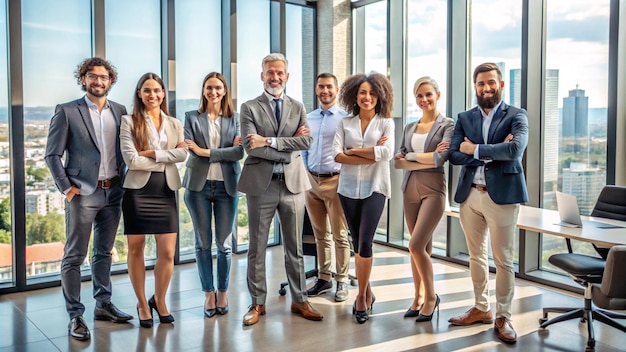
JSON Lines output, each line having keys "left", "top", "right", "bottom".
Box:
{"left": 120, "top": 72, "right": 187, "bottom": 328}
{"left": 182, "top": 72, "right": 243, "bottom": 318}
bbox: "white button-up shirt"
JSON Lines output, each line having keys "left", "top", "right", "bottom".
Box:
{"left": 332, "top": 114, "right": 394, "bottom": 199}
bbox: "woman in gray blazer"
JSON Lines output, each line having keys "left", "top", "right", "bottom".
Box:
{"left": 120, "top": 73, "right": 187, "bottom": 328}
{"left": 182, "top": 72, "right": 244, "bottom": 318}
{"left": 394, "top": 76, "right": 454, "bottom": 323}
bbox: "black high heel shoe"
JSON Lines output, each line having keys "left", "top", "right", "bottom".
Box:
{"left": 404, "top": 302, "right": 423, "bottom": 318}
{"left": 353, "top": 300, "right": 369, "bottom": 324}
{"left": 415, "top": 294, "right": 440, "bottom": 322}
{"left": 368, "top": 295, "right": 376, "bottom": 314}
{"left": 137, "top": 306, "right": 153, "bottom": 328}
{"left": 204, "top": 292, "right": 217, "bottom": 318}
{"left": 148, "top": 295, "right": 175, "bottom": 323}
{"left": 216, "top": 291, "right": 229, "bottom": 315}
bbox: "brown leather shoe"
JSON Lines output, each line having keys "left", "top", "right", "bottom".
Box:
{"left": 448, "top": 307, "right": 494, "bottom": 326}
{"left": 291, "top": 301, "right": 323, "bottom": 321}
{"left": 242, "top": 304, "right": 265, "bottom": 326}
{"left": 494, "top": 317, "right": 517, "bottom": 344}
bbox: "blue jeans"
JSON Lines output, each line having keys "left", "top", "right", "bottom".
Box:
{"left": 184, "top": 180, "right": 236, "bottom": 292}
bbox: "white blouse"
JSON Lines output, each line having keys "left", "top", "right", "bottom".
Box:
{"left": 206, "top": 116, "right": 224, "bottom": 181}
{"left": 332, "top": 114, "right": 395, "bottom": 199}
{"left": 410, "top": 133, "right": 428, "bottom": 153}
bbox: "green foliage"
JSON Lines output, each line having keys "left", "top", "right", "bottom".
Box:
{"left": 26, "top": 167, "right": 50, "bottom": 182}
{"left": 25, "top": 213, "right": 65, "bottom": 245}
{"left": 0, "top": 197, "right": 10, "bottom": 232}
{"left": 0, "top": 229, "right": 11, "bottom": 244}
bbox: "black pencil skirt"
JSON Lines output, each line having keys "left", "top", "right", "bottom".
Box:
{"left": 122, "top": 172, "right": 178, "bottom": 234}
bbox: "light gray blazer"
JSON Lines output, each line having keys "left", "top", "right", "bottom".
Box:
{"left": 182, "top": 110, "right": 244, "bottom": 197}
{"left": 398, "top": 114, "right": 454, "bottom": 191}
{"left": 237, "top": 93, "right": 312, "bottom": 196}
{"left": 45, "top": 97, "right": 127, "bottom": 196}
{"left": 120, "top": 113, "right": 187, "bottom": 190}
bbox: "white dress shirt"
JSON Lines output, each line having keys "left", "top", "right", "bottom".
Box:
{"left": 332, "top": 114, "right": 394, "bottom": 199}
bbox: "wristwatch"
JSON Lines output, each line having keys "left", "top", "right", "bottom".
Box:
{"left": 266, "top": 137, "right": 273, "bottom": 145}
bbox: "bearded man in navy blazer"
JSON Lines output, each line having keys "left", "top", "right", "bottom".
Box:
{"left": 45, "top": 57, "right": 133, "bottom": 341}
{"left": 447, "top": 63, "right": 528, "bottom": 344}
{"left": 238, "top": 53, "right": 323, "bottom": 326}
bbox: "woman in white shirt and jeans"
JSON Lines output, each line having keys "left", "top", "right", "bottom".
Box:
{"left": 333, "top": 72, "right": 394, "bottom": 324}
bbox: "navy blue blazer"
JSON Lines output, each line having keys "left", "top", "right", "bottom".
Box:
{"left": 182, "top": 110, "right": 244, "bottom": 197}
{"left": 448, "top": 103, "right": 529, "bottom": 205}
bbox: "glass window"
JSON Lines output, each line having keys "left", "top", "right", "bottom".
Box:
{"left": 285, "top": 4, "right": 316, "bottom": 113}
{"left": 106, "top": 0, "right": 161, "bottom": 261}
{"left": 403, "top": 0, "right": 449, "bottom": 252}
{"left": 105, "top": 0, "right": 161, "bottom": 110}
{"left": 0, "top": 0, "right": 11, "bottom": 284}
{"left": 235, "top": 0, "right": 271, "bottom": 250}
{"left": 541, "top": 0, "right": 610, "bottom": 271}
{"left": 363, "top": 1, "right": 387, "bottom": 75}
{"left": 21, "top": 0, "right": 92, "bottom": 279}
{"left": 469, "top": 0, "right": 522, "bottom": 264}
{"left": 174, "top": 0, "right": 222, "bottom": 258}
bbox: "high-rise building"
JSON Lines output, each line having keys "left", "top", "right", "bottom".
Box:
{"left": 561, "top": 162, "right": 605, "bottom": 215}
{"left": 562, "top": 87, "right": 588, "bottom": 138}
{"left": 510, "top": 68, "right": 559, "bottom": 208}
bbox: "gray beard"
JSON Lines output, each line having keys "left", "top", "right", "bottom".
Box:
{"left": 264, "top": 83, "right": 284, "bottom": 96}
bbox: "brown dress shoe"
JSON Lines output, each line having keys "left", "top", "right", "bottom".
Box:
{"left": 494, "top": 317, "right": 517, "bottom": 344}
{"left": 448, "top": 307, "right": 494, "bottom": 326}
{"left": 242, "top": 304, "right": 265, "bottom": 326}
{"left": 291, "top": 301, "right": 323, "bottom": 321}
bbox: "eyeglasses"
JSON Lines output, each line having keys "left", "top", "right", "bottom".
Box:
{"left": 86, "top": 73, "right": 111, "bottom": 82}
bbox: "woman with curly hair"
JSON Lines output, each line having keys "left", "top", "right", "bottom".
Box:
{"left": 332, "top": 72, "right": 394, "bottom": 324}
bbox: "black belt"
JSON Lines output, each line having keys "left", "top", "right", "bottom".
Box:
{"left": 272, "top": 173, "right": 285, "bottom": 180}
{"left": 97, "top": 176, "right": 120, "bottom": 189}
{"left": 309, "top": 171, "right": 340, "bottom": 178}
{"left": 471, "top": 183, "right": 488, "bottom": 192}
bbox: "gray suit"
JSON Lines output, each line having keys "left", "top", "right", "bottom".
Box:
{"left": 238, "top": 93, "right": 312, "bottom": 304}
{"left": 45, "top": 97, "right": 127, "bottom": 318}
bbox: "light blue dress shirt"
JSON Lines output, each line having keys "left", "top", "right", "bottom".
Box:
{"left": 472, "top": 100, "right": 503, "bottom": 185}
{"left": 303, "top": 104, "right": 347, "bottom": 173}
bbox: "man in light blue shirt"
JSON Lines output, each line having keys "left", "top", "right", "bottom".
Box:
{"left": 302, "top": 73, "right": 351, "bottom": 302}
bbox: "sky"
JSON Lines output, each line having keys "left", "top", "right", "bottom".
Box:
{"left": 0, "top": 0, "right": 613, "bottom": 117}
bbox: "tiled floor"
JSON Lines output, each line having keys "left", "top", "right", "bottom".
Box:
{"left": 1, "top": 245, "right": 625, "bottom": 351}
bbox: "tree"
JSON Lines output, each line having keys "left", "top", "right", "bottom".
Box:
{"left": 0, "top": 197, "right": 10, "bottom": 233}
{"left": 0, "top": 229, "right": 10, "bottom": 244}
{"left": 26, "top": 167, "right": 50, "bottom": 185}
{"left": 26, "top": 213, "right": 65, "bottom": 245}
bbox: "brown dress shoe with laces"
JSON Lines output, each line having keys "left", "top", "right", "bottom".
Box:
{"left": 291, "top": 301, "right": 324, "bottom": 321}
{"left": 448, "top": 307, "right": 494, "bottom": 326}
{"left": 243, "top": 304, "right": 265, "bottom": 326}
{"left": 494, "top": 317, "right": 517, "bottom": 343}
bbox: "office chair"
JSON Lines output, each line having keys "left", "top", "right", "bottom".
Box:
{"left": 539, "top": 185, "right": 626, "bottom": 350}
{"left": 278, "top": 210, "right": 357, "bottom": 296}
{"left": 540, "top": 245, "right": 626, "bottom": 350}
{"left": 279, "top": 210, "right": 319, "bottom": 296}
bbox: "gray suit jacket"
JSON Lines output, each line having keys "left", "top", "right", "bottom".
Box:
{"left": 120, "top": 113, "right": 187, "bottom": 190}
{"left": 45, "top": 97, "right": 127, "bottom": 196}
{"left": 182, "top": 110, "right": 244, "bottom": 197}
{"left": 398, "top": 114, "right": 454, "bottom": 191}
{"left": 237, "top": 93, "right": 312, "bottom": 196}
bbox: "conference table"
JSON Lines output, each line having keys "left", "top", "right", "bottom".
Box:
{"left": 445, "top": 205, "right": 626, "bottom": 247}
